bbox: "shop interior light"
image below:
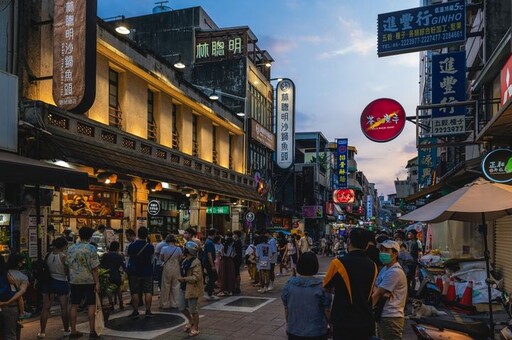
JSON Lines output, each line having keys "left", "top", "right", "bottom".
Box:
{"left": 146, "top": 180, "right": 163, "bottom": 192}
{"left": 97, "top": 172, "right": 117, "bottom": 184}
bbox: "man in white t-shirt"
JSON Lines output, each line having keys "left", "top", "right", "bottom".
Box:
{"left": 372, "top": 240, "right": 408, "bottom": 340}
{"left": 298, "top": 232, "right": 312, "bottom": 255}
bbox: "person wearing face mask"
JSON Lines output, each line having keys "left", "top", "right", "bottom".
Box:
{"left": 372, "top": 240, "right": 407, "bottom": 340}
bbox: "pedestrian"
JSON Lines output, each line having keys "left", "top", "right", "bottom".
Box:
{"left": 365, "top": 230, "right": 382, "bottom": 267}
{"left": 232, "top": 230, "right": 243, "bottom": 294}
{"left": 218, "top": 237, "right": 236, "bottom": 296}
{"left": 282, "top": 252, "right": 331, "bottom": 339}
{"left": 127, "top": 226, "right": 155, "bottom": 318}
{"left": 245, "top": 240, "right": 258, "bottom": 283}
{"left": 323, "top": 228, "right": 378, "bottom": 339}
{"left": 406, "top": 230, "right": 421, "bottom": 292}
{"left": 100, "top": 241, "right": 125, "bottom": 310}
{"left": 299, "top": 232, "right": 312, "bottom": 255}
{"left": 202, "top": 228, "right": 219, "bottom": 300}
{"left": 286, "top": 235, "right": 298, "bottom": 277}
{"left": 159, "top": 234, "right": 182, "bottom": 309}
{"left": 0, "top": 254, "right": 29, "bottom": 340}
{"left": 372, "top": 240, "right": 408, "bottom": 340}
{"left": 154, "top": 232, "right": 169, "bottom": 289}
{"left": 66, "top": 226, "right": 101, "bottom": 339}
{"left": 7, "top": 254, "right": 31, "bottom": 319}
{"left": 213, "top": 235, "right": 222, "bottom": 283}
{"left": 256, "top": 235, "right": 271, "bottom": 293}
{"left": 264, "top": 230, "right": 278, "bottom": 290}
{"left": 38, "top": 237, "right": 71, "bottom": 338}
{"left": 277, "top": 232, "right": 288, "bottom": 276}
{"left": 178, "top": 241, "right": 204, "bottom": 337}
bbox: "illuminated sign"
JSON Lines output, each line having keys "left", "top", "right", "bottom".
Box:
{"left": 431, "top": 51, "right": 466, "bottom": 136}
{"left": 206, "top": 206, "right": 230, "bottom": 214}
{"left": 360, "top": 98, "right": 406, "bottom": 142}
{"left": 251, "top": 119, "right": 275, "bottom": 151}
{"left": 482, "top": 149, "right": 512, "bottom": 183}
{"left": 276, "top": 79, "right": 295, "bottom": 169}
{"left": 501, "top": 54, "right": 512, "bottom": 106}
{"left": 302, "top": 205, "right": 323, "bottom": 219}
{"left": 366, "top": 195, "right": 373, "bottom": 220}
{"left": 335, "top": 139, "right": 348, "bottom": 189}
{"left": 377, "top": 0, "right": 466, "bottom": 57}
{"left": 147, "top": 200, "right": 161, "bottom": 216}
{"left": 195, "top": 30, "right": 245, "bottom": 63}
{"left": 53, "top": 0, "right": 97, "bottom": 113}
{"left": 333, "top": 189, "right": 355, "bottom": 204}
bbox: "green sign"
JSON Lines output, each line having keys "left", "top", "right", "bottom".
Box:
{"left": 206, "top": 206, "right": 230, "bottom": 214}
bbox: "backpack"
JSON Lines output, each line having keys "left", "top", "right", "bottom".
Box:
{"left": 33, "top": 253, "right": 52, "bottom": 290}
{"left": 0, "top": 273, "right": 15, "bottom": 302}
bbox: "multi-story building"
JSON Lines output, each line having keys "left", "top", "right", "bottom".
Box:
{"left": 0, "top": 1, "right": 266, "bottom": 255}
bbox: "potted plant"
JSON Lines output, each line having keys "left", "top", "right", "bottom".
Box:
{"left": 98, "top": 268, "right": 118, "bottom": 321}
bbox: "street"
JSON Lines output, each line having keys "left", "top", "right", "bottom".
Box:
{"left": 19, "top": 255, "right": 418, "bottom": 340}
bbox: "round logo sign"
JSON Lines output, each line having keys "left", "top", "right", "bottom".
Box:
{"left": 360, "top": 98, "right": 406, "bottom": 143}
{"left": 147, "top": 200, "right": 161, "bottom": 216}
{"left": 245, "top": 212, "right": 255, "bottom": 222}
{"left": 333, "top": 189, "right": 356, "bottom": 204}
{"left": 482, "top": 148, "right": 512, "bottom": 183}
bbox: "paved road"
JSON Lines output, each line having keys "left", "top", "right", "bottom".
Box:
{"left": 20, "top": 254, "right": 419, "bottom": 339}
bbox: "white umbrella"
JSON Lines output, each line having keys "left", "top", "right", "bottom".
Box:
{"left": 401, "top": 177, "right": 512, "bottom": 335}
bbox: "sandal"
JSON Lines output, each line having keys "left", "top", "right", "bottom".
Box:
{"left": 189, "top": 329, "right": 200, "bottom": 337}
{"left": 183, "top": 324, "right": 191, "bottom": 333}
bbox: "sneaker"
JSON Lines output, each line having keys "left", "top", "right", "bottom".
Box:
{"left": 276, "top": 273, "right": 283, "bottom": 277}
{"left": 145, "top": 310, "right": 154, "bottom": 317}
{"left": 267, "top": 283, "right": 274, "bottom": 291}
{"left": 257, "top": 288, "right": 267, "bottom": 293}
{"left": 19, "top": 312, "right": 32, "bottom": 319}
{"left": 129, "top": 310, "right": 140, "bottom": 318}
{"left": 63, "top": 330, "right": 72, "bottom": 337}
{"left": 69, "top": 332, "right": 83, "bottom": 339}
{"left": 208, "top": 295, "right": 220, "bottom": 301}
{"left": 37, "top": 333, "right": 45, "bottom": 339}
{"left": 89, "top": 331, "right": 100, "bottom": 339}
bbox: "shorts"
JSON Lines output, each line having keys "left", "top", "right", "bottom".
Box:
{"left": 41, "top": 278, "right": 70, "bottom": 296}
{"left": 70, "top": 284, "right": 95, "bottom": 306}
{"left": 178, "top": 289, "right": 199, "bottom": 313}
{"left": 128, "top": 275, "right": 153, "bottom": 295}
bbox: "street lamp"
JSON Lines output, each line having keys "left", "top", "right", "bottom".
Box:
{"left": 102, "top": 15, "right": 130, "bottom": 35}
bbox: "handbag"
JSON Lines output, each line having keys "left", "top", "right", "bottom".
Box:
{"left": 94, "top": 293, "right": 105, "bottom": 335}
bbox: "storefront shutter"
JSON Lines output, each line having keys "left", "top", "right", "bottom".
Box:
{"left": 495, "top": 215, "right": 512, "bottom": 292}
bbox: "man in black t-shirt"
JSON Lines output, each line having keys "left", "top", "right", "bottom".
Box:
{"left": 232, "top": 231, "right": 243, "bottom": 294}
{"left": 323, "top": 228, "right": 378, "bottom": 339}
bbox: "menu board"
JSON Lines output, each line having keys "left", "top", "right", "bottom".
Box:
{"left": 61, "top": 189, "right": 116, "bottom": 216}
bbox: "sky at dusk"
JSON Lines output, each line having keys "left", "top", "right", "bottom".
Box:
{"left": 98, "top": 0, "right": 421, "bottom": 197}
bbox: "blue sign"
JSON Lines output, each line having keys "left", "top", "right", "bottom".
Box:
{"left": 378, "top": 0, "right": 466, "bottom": 57}
{"left": 418, "top": 138, "right": 437, "bottom": 188}
{"left": 431, "top": 51, "right": 466, "bottom": 135}
{"left": 335, "top": 138, "right": 348, "bottom": 189}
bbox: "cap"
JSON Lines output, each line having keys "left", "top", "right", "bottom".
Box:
{"left": 380, "top": 240, "right": 400, "bottom": 252}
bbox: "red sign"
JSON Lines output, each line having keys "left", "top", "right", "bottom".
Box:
{"left": 501, "top": 54, "right": 512, "bottom": 105}
{"left": 360, "top": 98, "right": 406, "bottom": 142}
{"left": 333, "top": 189, "right": 355, "bottom": 204}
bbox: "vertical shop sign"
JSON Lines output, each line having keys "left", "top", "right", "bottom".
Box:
{"left": 335, "top": 138, "right": 348, "bottom": 189}
{"left": 28, "top": 228, "right": 37, "bottom": 258}
{"left": 366, "top": 195, "right": 373, "bottom": 220}
{"left": 418, "top": 137, "right": 437, "bottom": 187}
{"left": 276, "top": 79, "right": 295, "bottom": 169}
{"left": 501, "top": 54, "right": 512, "bottom": 105}
{"left": 431, "top": 51, "right": 466, "bottom": 136}
{"left": 53, "top": 0, "right": 97, "bottom": 114}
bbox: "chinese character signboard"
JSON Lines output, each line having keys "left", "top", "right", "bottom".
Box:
{"left": 418, "top": 138, "right": 437, "bottom": 187}
{"left": 482, "top": 149, "right": 512, "bottom": 183}
{"left": 333, "top": 189, "right": 355, "bottom": 204}
{"left": 302, "top": 205, "right": 323, "bottom": 219}
{"left": 251, "top": 119, "right": 275, "bottom": 151}
{"left": 431, "top": 51, "right": 466, "bottom": 136}
{"left": 360, "top": 98, "right": 406, "bottom": 142}
{"left": 276, "top": 79, "right": 295, "bottom": 169}
{"left": 147, "top": 200, "right": 161, "bottom": 216}
{"left": 378, "top": 0, "right": 466, "bottom": 57}
{"left": 195, "top": 30, "right": 245, "bottom": 63}
{"left": 53, "top": 0, "right": 97, "bottom": 113}
{"left": 366, "top": 195, "right": 373, "bottom": 220}
{"left": 501, "top": 54, "right": 512, "bottom": 105}
{"left": 335, "top": 139, "right": 348, "bottom": 189}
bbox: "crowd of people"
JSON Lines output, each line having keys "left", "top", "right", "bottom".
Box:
{"left": 0, "top": 224, "right": 421, "bottom": 340}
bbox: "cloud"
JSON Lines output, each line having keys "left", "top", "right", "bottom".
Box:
{"left": 319, "top": 16, "right": 376, "bottom": 58}
{"left": 264, "top": 36, "right": 296, "bottom": 54}
{"left": 385, "top": 53, "right": 420, "bottom": 68}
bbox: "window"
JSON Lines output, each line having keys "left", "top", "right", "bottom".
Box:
{"left": 192, "top": 115, "right": 199, "bottom": 157}
{"left": 147, "top": 90, "right": 157, "bottom": 142}
{"left": 212, "top": 125, "right": 218, "bottom": 164}
{"left": 172, "top": 104, "right": 180, "bottom": 150}
{"left": 248, "top": 84, "right": 273, "bottom": 131}
{"left": 108, "top": 69, "right": 122, "bottom": 128}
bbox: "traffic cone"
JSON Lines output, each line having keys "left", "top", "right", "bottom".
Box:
{"left": 453, "top": 280, "right": 476, "bottom": 314}
{"left": 444, "top": 277, "right": 456, "bottom": 306}
{"left": 460, "top": 280, "right": 473, "bottom": 307}
{"left": 435, "top": 275, "right": 444, "bottom": 293}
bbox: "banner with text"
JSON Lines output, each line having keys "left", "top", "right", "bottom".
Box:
{"left": 335, "top": 139, "right": 349, "bottom": 189}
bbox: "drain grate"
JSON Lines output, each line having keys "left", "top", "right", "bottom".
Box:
{"left": 225, "top": 297, "right": 269, "bottom": 308}
{"left": 202, "top": 296, "right": 275, "bottom": 313}
{"left": 107, "top": 313, "right": 184, "bottom": 332}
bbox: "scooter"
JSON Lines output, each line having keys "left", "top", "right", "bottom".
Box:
{"left": 414, "top": 262, "right": 442, "bottom": 307}
{"left": 411, "top": 292, "right": 512, "bottom": 340}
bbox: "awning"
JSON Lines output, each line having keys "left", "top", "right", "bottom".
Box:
{"left": 0, "top": 151, "right": 90, "bottom": 189}
{"left": 51, "top": 136, "right": 265, "bottom": 202}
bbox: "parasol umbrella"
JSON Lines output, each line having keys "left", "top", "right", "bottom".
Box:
{"left": 401, "top": 177, "right": 512, "bottom": 336}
